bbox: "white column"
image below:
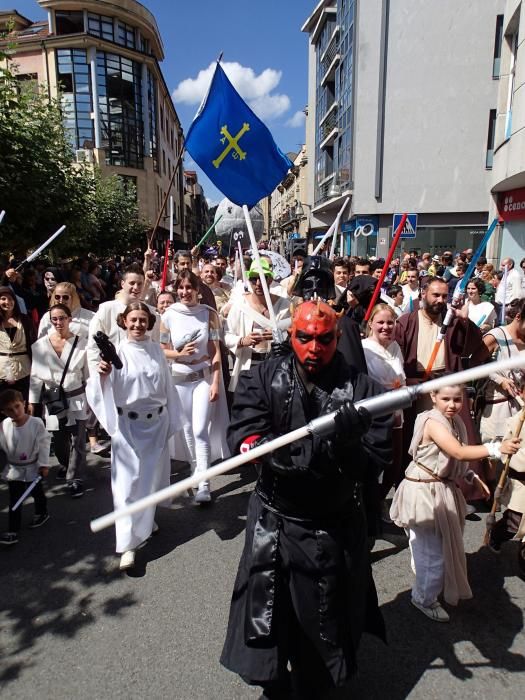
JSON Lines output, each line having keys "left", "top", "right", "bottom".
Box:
{"left": 83, "top": 9, "right": 88, "bottom": 33}
{"left": 88, "top": 47, "right": 101, "bottom": 149}
{"left": 141, "top": 63, "right": 151, "bottom": 157}
{"left": 48, "top": 10, "right": 55, "bottom": 34}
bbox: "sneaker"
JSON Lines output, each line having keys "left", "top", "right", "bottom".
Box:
{"left": 30, "top": 513, "right": 50, "bottom": 529}
{"left": 119, "top": 550, "right": 136, "bottom": 570}
{"left": 411, "top": 599, "right": 450, "bottom": 623}
{"left": 90, "top": 441, "right": 108, "bottom": 454}
{"left": 194, "top": 482, "right": 212, "bottom": 504}
{"left": 56, "top": 466, "right": 67, "bottom": 480}
{"left": 0, "top": 531, "right": 19, "bottom": 545}
{"left": 465, "top": 504, "right": 477, "bottom": 516}
{"left": 68, "top": 480, "right": 84, "bottom": 498}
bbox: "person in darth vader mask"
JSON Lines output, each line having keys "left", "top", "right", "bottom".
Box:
{"left": 221, "top": 300, "right": 392, "bottom": 699}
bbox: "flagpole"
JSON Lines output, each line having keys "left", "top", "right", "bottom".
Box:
{"left": 500, "top": 264, "right": 508, "bottom": 324}
{"left": 148, "top": 141, "right": 185, "bottom": 248}
{"left": 312, "top": 198, "right": 349, "bottom": 255}
{"left": 242, "top": 205, "right": 282, "bottom": 340}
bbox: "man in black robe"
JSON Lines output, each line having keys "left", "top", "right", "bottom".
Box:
{"left": 221, "top": 301, "right": 391, "bottom": 699}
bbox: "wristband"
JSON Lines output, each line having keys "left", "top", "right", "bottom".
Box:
{"left": 485, "top": 440, "right": 502, "bottom": 460}
{"left": 240, "top": 435, "right": 261, "bottom": 455}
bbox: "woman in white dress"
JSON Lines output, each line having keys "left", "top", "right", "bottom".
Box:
{"left": 29, "top": 303, "right": 89, "bottom": 497}
{"left": 38, "top": 282, "right": 94, "bottom": 340}
{"left": 466, "top": 278, "right": 496, "bottom": 333}
{"left": 160, "top": 270, "right": 229, "bottom": 504}
{"left": 86, "top": 301, "right": 180, "bottom": 570}
{"left": 362, "top": 303, "right": 406, "bottom": 510}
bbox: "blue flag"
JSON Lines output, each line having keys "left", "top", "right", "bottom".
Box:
{"left": 184, "top": 63, "right": 293, "bottom": 208}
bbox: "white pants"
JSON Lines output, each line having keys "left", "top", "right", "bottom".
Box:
{"left": 174, "top": 376, "right": 212, "bottom": 485}
{"left": 409, "top": 526, "right": 444, "bottom": 607}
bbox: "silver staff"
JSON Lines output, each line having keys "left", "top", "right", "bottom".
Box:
{"left": 90, "top": 354, "right": 525, "bottom": 534}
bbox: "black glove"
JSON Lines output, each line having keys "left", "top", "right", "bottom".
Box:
{"left": 269, "top": 339, "right": 292, "bottom": 358}
{"left": 333, "top": 401, "right": 371, "bottom": 441}
{"left": 93, "top": 332, "right": 123, "bottom": 370}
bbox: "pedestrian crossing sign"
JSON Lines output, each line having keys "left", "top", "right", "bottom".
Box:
{"left": 393, "top": 213, "right": 417, "bottom": 238}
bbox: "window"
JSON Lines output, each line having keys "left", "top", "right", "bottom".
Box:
{"left": 147, "top": 70, "right": 158, "bottom": 171}
{"left": 55, "top": 11, "right": 84, "bottom": 35}
{"left": 505, "top": 32, "right": 518, "bottom": 140}
{"left": 486, "top": 109, "right": 496, "bottom": 168}
{"left": 96, "top": 52, "right": 144, "bottom": 168}
{"left": 117, "top": 21, "right": 136, "bottom": 49}
{"left": 56, "top": 49, "right": 94, "bottom": 150}
{"left": 159, "top": 104, "right": 164, "bottom": 133}
{"left": 493, "top": 16, "right": 504, "bottom": 79}
{"left": 88, "top": 13, "right": 114, "bottom": 42}
{"left": 162, "top": 149, "right": 166, "bottom": 175}
{"left": 14, "top": 73, "right": 38, "bottom": 95}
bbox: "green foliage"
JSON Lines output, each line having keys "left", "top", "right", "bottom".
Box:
{"left": 0, "top": 47, "right": 148, "bottom": 258}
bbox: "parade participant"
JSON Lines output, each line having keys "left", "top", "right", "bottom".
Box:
{"left": 354, "top": 258, "right": 371, "bottom": 276}
{"left": 489, "top": 394, "right": 525, "bottom": 573}
{"left": 224, "top": 258, "right": 290, "bottom": 392}
{"left": 332, "top": 256, "right": 351, "bottom": 296}
{"left": 479, "top": 298, "right": 525, "bottom": 444}
{"left": 495, "top": 257, "right": 525, "bottom": 308}
{"left": 156, "top": 290, "right": 176, "bottom": 315}
{"left": 160, "top": 270, "right": 229, "bottom": 504}
{"left": 0, "top": 286, "right": 33, "bottom": 401}
{"left": 29, "top": 304, "right": 89, "bottom": 497}
{"left": 37, "top": 282, "right": 94, "bottom": 340}
{"left": 362, "top": 304, "right": 406, "bottom": 508}
{"left": 86, "top": 302, "right": 180, "bottom": 570}
{"left": 0, "top": 389, "right": 51, "bottom": 545}
{"left": 387, "top": 284, "right": 404, "bottom": 315}
{"left": 221, "top": 300, "right": 391, "bottom": 698}
{"left": 200, "top": 263, "right": 230, "bottom": 315}
{"left": 87, "top": 263, "right": 160, "bottom": 373}
{"left": 401, "top": 269, "right": 420, "bottom": 312}
{"left": 466, "top": 277, "right": 496, "bottom": 332}
{"left": 390, "top": 385, "right": 519, "bottom": 622}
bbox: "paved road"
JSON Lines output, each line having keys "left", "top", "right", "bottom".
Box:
{"left": 1, "top": 453, "right": 524, "bottom": 699}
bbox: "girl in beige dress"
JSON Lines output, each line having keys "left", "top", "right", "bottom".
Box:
{"left": 390, "top": 385, "right": 520, "bottom": 622}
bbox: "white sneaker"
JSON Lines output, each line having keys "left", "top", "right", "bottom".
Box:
{"left": 194, "top": 482, "right": 211, "bottom": 504}
{"left": 119, "top": 550, "right": 136, "bottom": 570}
{"left": 411, "top": 599, "right": 449, "bottom": 623}
{"left": 90, "top": 441, "right": 108, "bottom": 454}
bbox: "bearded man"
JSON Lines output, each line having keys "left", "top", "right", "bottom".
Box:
{"left": 221, "top": 301, "right": 391, "bottom": 699}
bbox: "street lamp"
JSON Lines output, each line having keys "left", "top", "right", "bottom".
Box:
{"left": 327, "top": 181, "right": 341, "bottom": 198}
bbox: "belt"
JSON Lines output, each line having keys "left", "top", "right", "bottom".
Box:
{"left": 65, "top": 385, "right": 85, "bottom": 398}
{"left": 117, "top": 405, "right": 164, "bottom": 420}
{"left": 251, "top": 352, "right": 270, "bottom": 363}
{"left": 172, "top": 369, "right": 206, "bottom": 383}
{"left": 8, "top": 457, "right": 38, "bottom": 466}
{"left": 485, "top": 398, "right": 509, "bottom": 405}
{"left": 0, "top": 351, "right": 27, "bottom": 357}
{"left": 509, "top": 468, "right": 525, "bottom": 483}
{"left": 405, "top": 462, "right": 451, "bottom": 484}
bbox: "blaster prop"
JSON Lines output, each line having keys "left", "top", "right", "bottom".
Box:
{"left": 90, "top": 353, "right": 525, "bottom": 534}
{"left": 93, "top": 332, "right": 123, "bottom": 370}
{"left": 12, "top": 476, "right": 43, "bottom": 511}
{"left": 424, "top": 217, "right": 499, "bottom": 377}
{"left": 174, "top": 329, "right": 201, "bottom": 352}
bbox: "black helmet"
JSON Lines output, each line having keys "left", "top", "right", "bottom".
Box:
{"left": 292, "top": 255, "right": 336, "bottom": 301}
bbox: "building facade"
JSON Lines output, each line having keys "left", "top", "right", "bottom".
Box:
{"left": 302, "top": 0, "right": 504, "bottom": 258}
{"left": 489, "top": 0, "right": 525, "bottom": 265}
{"left": 183, "top": 170, "right": 209, "bottom": 248}
{"left": 1, "top": 0, "right": 186, "bottom": 244}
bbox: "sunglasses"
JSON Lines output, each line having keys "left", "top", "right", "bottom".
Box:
{"left": 54, "top": 294, "right": 70, "bottom": 300}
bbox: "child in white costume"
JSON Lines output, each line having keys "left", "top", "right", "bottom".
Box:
{"left": 390, "top": 385, "right": 520, "bottom": 622}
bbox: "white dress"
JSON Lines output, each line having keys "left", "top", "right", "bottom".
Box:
{"left": 38, "top": 307, "right": 94, "bottom": 340}
{"left": 86, "top": 338, "right": 180, "bottom": 553}
{"left": 466, "top": 301, "right": 496, "bottom": 329}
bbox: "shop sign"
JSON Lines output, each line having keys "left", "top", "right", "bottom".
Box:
{"left": 498, "top": 187, "right": 525, "bottom": 221}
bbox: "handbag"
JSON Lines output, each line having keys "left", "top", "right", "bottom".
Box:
{"left": 42, "top": 336, "right": 79, "bottom": 415}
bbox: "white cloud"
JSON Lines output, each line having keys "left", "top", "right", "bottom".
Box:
{"left": 173, "top": 61, "right": 290, "bottom": 121}
{"left": 286, "top": 110, "right": 306, "bottom": 128}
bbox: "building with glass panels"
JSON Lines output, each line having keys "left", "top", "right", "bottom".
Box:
{"left": 0, "top": 0, "right": 187, "bottom": 243}
{"left": 302, "top": 0, "right": 504, "bottom": 258}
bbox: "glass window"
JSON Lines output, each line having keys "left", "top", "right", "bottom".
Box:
{"left": 56, "top": 48, "right": 94, "bottom": 150}
{"left": 117, "top": 21, "right": 136, "bottom": 49}
{"left": 55, "top": 11, "right": 84, "bottom": 35}
{"left": 97, "top": 51, "right": 144, "bottom": 168}
{"left": 493, "top": 15, "right": 504, "bottom": 79}
{"left": 88, "top": 13, "right": 114, "bottom": 42}
{"left": 486, "top": 109, "right": 496, "bottom": 168}
{"left": 147, "top": 70, "right": 158, "bottom": 171}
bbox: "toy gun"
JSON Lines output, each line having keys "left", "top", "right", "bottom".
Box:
{"left": 93, "top": 331, "right": 123, "bottom": 370}
{"left": 174, "top": 329, "right": 201, "bottom": 352}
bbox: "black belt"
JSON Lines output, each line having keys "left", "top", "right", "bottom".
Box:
{"left": 65, "top": 385, "right": 85, "bottom": 398}
{"left": 251, "top": 352, "right": 270, "bottom": 363}
{"left": 117, "top": 406, "right": 164, "bottom": 420}
{"left": 0, "top": 351, "right": 27, "bottom": 357}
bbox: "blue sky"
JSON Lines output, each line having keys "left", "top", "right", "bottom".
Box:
{"left": 10, "top": 0, "right": 310, "bottom": 205}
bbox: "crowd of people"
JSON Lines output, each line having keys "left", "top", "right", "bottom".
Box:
{"left": 2, "top": 241, "right": 525, "bottom": 698}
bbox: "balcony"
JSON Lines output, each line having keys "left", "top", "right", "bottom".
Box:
{"left": 319, "top": 100, "right": 338, "bottom": 127}
{"left": 320, "top": 35, "right": 340, "bottom": 87}
{"left": 320, "top": 114, "right": 338, "bottom": 149}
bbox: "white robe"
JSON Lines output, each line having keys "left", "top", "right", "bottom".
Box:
{"left": 0, "top": 416, "right": 51, "bottom": 482}
{"left": 38, "top": 307, "right": 94, "bottom": 340}
{"left": 86, "top": 338, "right": 180, "bottom": 553}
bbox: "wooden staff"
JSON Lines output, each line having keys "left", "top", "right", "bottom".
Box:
{"left": 148, "top": 142, "right": 185, "bottom": 248}
{"left": 483, "top": 406, "right": 525, "bottom": 545}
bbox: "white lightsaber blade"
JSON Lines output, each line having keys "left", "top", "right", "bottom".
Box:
{"left": 169, "top": 196, "right": 174, "bottom": 243}
{"left": 12, "top": 476, "right": 42, "bottom": 511}
{"left": 312, "top": 198, "right": 349, "bottom": 255}
{"left": 0, "top": 210, "right": 6, "bottom": 225}
{"left": 90, "top": 353, "right": 525, "bottom": 534}
{"left": 17, "top": 225, "right": 66, "bottom": 269}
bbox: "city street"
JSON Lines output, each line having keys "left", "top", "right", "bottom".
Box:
{"left": 1, "top": 453, "right": 525, "bottom": 699}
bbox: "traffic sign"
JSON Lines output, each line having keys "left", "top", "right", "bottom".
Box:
{"left": 393, "top": 213, "right": 417, "bottom": 238}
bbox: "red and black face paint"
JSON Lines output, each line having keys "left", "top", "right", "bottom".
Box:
{"left": 290, "top": 301, "right": 338, "bottom": 374}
